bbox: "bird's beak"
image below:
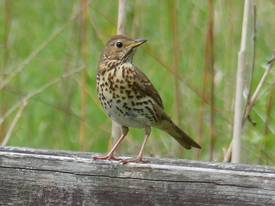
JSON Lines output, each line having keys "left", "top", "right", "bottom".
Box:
{"left": 130, "top": 38, "right": 147, "bottom": 48}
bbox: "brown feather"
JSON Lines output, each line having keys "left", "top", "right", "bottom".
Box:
{"left": 157, "top": 117, "right": 201, "bottom": 149}
{"left": 133, "top": 66, "right": 164, "bottom": 109}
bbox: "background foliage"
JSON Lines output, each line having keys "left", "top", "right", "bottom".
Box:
{"left": 0, "top": 0, "right": 274, "bottom": 165}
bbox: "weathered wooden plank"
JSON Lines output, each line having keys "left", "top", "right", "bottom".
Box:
{"left": 0, "top": 147, "right": 275, "bottom": 206}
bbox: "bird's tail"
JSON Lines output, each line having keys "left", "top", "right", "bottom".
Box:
{"left": 157, "top": 118, "right": 201, "bottom": 149}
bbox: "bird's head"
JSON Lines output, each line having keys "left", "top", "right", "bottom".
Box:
{"left": 101, "top": 35, "right": 146, "bottom": 64}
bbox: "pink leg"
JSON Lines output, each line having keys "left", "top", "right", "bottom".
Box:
{"left": 93, "top": 127, "right": 128, "bottom": 161}
{"left": 122, "top": 127, "right": 151, "bottom": 164}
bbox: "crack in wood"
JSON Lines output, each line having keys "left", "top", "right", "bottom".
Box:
{"left": 0, "top": 165, "right": 267, "bottom": 191}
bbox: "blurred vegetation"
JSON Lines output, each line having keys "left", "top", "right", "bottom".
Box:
{"left": 0, "top": 0, "right": 274, "bottom": 165}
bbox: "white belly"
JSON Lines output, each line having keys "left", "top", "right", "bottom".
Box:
{"left": 106, "top": 102, "right": 153, "bottom": 128}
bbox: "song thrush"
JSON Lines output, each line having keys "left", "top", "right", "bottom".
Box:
{"left": 94, "top": 35, "right": 201, "bottom": 164}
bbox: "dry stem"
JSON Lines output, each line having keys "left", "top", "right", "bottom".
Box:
{"left": 117, "top": 0, "right": 127, "bottom": 35}
{"left": 232, "top": 0, "right": 254, "bottom": 163}
{"left": 79, "top": 0, "right": 89, "bottom": 151}
{"left": 0, "top": 0, "right": 12, "bottom": 143}
{"left": 225, "top": 55, "right": 275, "bottom": 162}
{"left": 1, "top": 100, "right": 27, "bottom": 146}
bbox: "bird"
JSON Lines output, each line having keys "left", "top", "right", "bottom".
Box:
{"left": 94, "top": 35, "right": 201, "bottom": 164}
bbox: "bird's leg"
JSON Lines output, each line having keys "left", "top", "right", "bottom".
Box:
{"left": 122, "top": 127, "right": 151, "bottom": 164}
{"left": 94, "top": 127, "right": 128, "bottom": 161}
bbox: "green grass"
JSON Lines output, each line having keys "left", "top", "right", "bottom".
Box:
{"left": 0, "top": 0, "right": 275, "bottom": 164}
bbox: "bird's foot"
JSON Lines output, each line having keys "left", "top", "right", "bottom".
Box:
{"left": 121, "top": 157, "right": 149, "bottom": 164}
{"left": 93, "top": 154, "right": 122, "bottom": 161}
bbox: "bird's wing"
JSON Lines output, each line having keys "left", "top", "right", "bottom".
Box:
{"left": 133, "top": 66, "right": 164, "bottom": 109}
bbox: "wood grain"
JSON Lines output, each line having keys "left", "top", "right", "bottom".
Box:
{"left": 0, "top": 147, "right": 275, "bottom": 206}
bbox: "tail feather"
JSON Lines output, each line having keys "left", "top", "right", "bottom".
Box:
{"left": 157, "top": 119, "right": 201, "bottom": 149}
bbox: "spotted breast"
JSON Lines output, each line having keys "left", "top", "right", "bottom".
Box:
{"left": 97, "top": 62, "right": 160, "bottom": 128}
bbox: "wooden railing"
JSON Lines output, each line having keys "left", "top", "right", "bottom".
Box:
{"left": 0, "top": 147, "right": 274, "bottom": 205}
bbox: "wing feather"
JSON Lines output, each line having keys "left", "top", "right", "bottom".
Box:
{"left": 133, "top": 67, "right": 164, "bottom": 109}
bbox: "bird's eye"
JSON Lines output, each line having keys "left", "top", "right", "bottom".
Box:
{"left": 116, "top": 41, "right": 123, "bottom": 48}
